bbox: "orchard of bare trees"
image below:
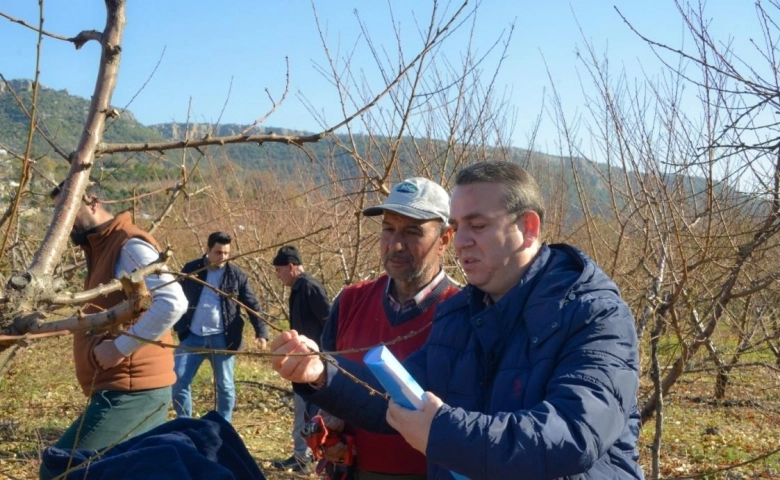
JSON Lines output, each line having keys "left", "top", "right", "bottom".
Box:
{"left": 1, "top": 0, "right": 779, "bottom": 478}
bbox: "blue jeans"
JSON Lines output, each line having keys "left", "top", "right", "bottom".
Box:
{"left": 172, "top": 333, "right": 236, "bottom": 422}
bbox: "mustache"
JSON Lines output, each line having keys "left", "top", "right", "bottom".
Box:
{"left": 385, "top": 253, "right": 412, "bottom": 263}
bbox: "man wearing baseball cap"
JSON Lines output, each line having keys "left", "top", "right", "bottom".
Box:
{"left": 315, "top": 177, "right": 460, "bottom": 480}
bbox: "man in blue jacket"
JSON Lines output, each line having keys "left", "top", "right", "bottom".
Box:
{"left": 173, "top": 231, "right": 269, "bottom": 422}
{"left": 271, "top": 162, "right": 644, "bottom": 479}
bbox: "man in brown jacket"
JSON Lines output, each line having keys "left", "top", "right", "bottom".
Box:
{"left": 41, "top": 181, "right": 187, "bottom": 479}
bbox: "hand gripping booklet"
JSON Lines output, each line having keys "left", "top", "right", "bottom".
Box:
{"left": 363, "top": 346, "right": 470, "bottom": 480}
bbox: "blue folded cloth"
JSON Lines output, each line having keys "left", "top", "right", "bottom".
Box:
{"left": 42, "top": 411, "right": 265, "bottom": 479}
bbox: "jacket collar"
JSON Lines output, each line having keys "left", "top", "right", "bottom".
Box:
{"left": 465, "top": 244, "right": 550, "bottom": 329}
{"left": 291, "top": 272, "right": 309, "bottom": 292}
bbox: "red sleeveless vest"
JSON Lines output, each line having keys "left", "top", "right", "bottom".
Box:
{"left": 335, "top": 274, "right": 459, "bottom": 474}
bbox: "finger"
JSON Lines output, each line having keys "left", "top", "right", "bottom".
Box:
{"left": 274, "top": 356, "right": 302, "bottom": 379}
{"left": 271, "top": 348, "right": 301, "bottom": 375}
{"left": 297, "top": 335, "right": 320, "bottom": 353}
{"left": 386, "top": 401, "right": 402, "bottom": 430}
{"left": 422, "top": 391, "right": 444, "bottom": 410}
{"left": 269, "top": 330, "right": 295, "bottom": 351}
{"left": 285, "top": 352, "right": 321, "bottom": 380}
{"left": 275, "top": 342, "right": 318, "bottom": 379}
{"left": 269, "top": 335, "right": 304, "bottom": 372}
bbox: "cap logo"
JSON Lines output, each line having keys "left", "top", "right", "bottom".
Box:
{"left": 395, "top": 182, "right": 419, "bottom": 194}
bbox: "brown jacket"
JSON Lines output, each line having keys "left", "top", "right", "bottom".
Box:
{"left": 74, "top": 212, "right": 175, "bottom": 396}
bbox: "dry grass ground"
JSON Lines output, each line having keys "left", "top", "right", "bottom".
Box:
{"left": 1, "top": 333, "right": 779, "bottom": 479}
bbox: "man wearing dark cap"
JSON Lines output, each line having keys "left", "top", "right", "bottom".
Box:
{"left": 270, "top": 245, "right": 331, "bottom": 473}
{"left": 172, "top": 231, "right": 269, "bottom": 423}
{"left": 315, "top": 177, "right": 460, "bottom": 480}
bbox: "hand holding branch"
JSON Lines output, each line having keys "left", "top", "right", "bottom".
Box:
{"left": 270, "top": 330, "right": 324, "bottom": 384}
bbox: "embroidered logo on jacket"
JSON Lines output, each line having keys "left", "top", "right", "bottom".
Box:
{"left": 512, "top": 378, "right": 523, "bottom": 397}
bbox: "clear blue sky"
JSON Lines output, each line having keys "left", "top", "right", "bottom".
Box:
{"left": 0, "top": 1, "right": 761, "bottom": 153}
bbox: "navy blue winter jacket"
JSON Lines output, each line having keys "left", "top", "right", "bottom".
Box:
{"left": 42, "top": 411, "right": 265, "bottom": 479}
{"left": 296, "top": 243, "right": 644, "bottom": 479}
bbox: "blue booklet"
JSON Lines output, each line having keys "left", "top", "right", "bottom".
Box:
{"left": 364, "top": 345, "right": 424, "bottom": 410}
{"left": 363, "top": 346, "right": 470, "bottom": 480}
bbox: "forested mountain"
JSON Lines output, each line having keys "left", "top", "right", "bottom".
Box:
{"left": 0, "top": 79, "right": 163, "bottom": 154}
{"left": 0, "top": 79, "right": 579, "bottom": 167}
{"left": 0, "top": 78, "right": 669, "bottom": 218}
{"left": 0, "top": 80, "right": 349, "bottom": 182}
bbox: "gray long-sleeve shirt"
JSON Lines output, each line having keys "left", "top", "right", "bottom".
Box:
{"left": 112, "top": 238, "right": 188, "bottom": 355}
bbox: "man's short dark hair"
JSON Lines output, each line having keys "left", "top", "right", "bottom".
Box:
{"left": 208, "top": 231, "right": 232, "bottom": 249}
{"left": 455, "top": 161, "right": 545, "bottom": 227}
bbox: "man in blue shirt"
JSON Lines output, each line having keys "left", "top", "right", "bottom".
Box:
{"left": 173, "top": 231, "right": 269, "bottom": 422}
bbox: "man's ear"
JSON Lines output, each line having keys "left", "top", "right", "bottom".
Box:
{"left": 518, "top": 211, "right": 541, "bottom": 246}
{"left": 86, "top": 195, "right": 99, "bottom": 213}
{"left": 438, "top": 225, "right": 454, "bottom": 251}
